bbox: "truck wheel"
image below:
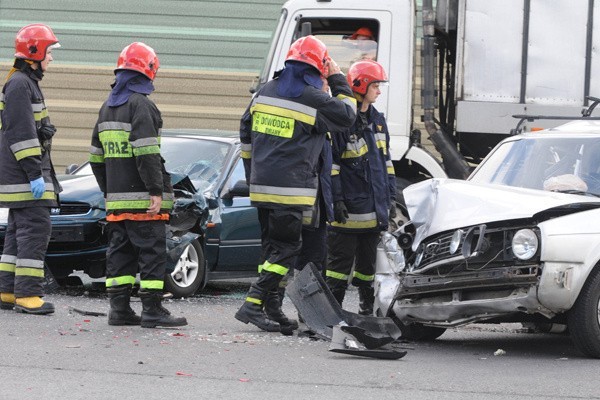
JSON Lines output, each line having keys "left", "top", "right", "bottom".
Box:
{"left": 567, "top": 266, "right": 600, "bottom": 358}
{"left": 164, "top": 239, "right": 205, "bottom": 298}
{"left": 389, "top": 177, "right": 411, "bottom": 231}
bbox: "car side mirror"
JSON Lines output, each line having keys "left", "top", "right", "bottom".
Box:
{"left": 65, "top": 164, "right": 79, "bottom": 174}
{"left": 223, "top": 180, "right": 249, "bottom": 199}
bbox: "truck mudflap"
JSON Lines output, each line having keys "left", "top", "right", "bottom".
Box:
{"left": 287, "top": 263, "right": 406, "bottom": 359}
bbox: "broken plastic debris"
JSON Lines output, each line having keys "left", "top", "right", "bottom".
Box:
{"left": 68, "top": 306, "right": 107, "bottom": 317}
{"left": 239, "top": 378, "right": 250, "bottom": 382}
{"left": 494, "top": 349, "right": 506, "bottom": 356}
{"left": 176, "top": 371, "right": 192, "bottom": 376}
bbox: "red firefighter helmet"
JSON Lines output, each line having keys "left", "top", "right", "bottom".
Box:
{"left": 347, "top": 59, "right": 388, "bottom": 95}
{"left": 115, "top": 42, "right": 160, "bottom": 81}
{"left": 14, "top": 24, "right": 59, "bottom": 62}
{"left": 285, "top": 35, "right": 329, "bottom": 76}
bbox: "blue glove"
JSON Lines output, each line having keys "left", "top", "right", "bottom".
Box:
{"left": 30, "top": 177, "right": 45, "bottom": 199}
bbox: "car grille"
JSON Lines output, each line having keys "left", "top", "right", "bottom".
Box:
{"left": 54, "top": 202, "right": 92, "bottom": 216}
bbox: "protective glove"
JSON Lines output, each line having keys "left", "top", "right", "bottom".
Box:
{"left": 30, "top": 177, "right": 45, "bottom": 199}
{"left": 389, "top": 204, "right": 397, "bottom": 219}
{"left": 38, "top": 124, "right": 57, "bottom": 140}
{"left": 333, "top": 200, "right": 349, "bottom": 224}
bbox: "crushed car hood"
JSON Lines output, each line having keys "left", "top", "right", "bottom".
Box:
{"left": 405, "top": 178, "right": 600, "bottom": 250}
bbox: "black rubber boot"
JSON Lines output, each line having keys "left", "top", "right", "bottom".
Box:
{"left": 264, "top": 288, "right": 298, "bottom": 331}
{"left": 357, "top": 286, "right": 375, "bottom": 316}
{"left": 235, "top": 279, "right": 281, "bottom": 332}
{"left": 139, "top": 289, "right": 187, "bottom": 328}
{"left": 107, "top": 285, "right": 141, "bottom": 326}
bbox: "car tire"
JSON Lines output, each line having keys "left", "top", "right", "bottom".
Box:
{"left": 164, "top": 239, "right": 205, "bottom": 298}
{"left": 567, "top": 266, "right": 600, "bottom": 358}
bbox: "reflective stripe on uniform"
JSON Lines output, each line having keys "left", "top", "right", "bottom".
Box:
{"left": 336, "top": 94, "right": 358, "bottom": 113}
{"left": 0, "top": 263, "right": 15, "bottom": 273}
{"left": 11, "top": 138, "right": 42, "bottom": 161}
{"left": 353, "top": 271, "right": 374, "bottom": 282}
{"left": 131, "top": 137, "right": 161, "bottom": 157}
{"left": 387, "top": 160, "right": 395, "bottom": 175}
{"left": 106, "top": 191, "right": 174, "bottom": 211}
{"left": 341, "top": 137, "right": 368, "bottom": 159}
{"left": 89, "top": 145, "right": 105, "bottom": 163}
{"left": 241, "top": 143, "right": 252, "bottom": 159}
{"left": 106, "top": 275, "right": 136, "bottom": 287}
{"left": 139, "top": 280, "right": 164, "bottom": 290}
{"left": 98, "top": 121, "right": 132, "bottom": 132}
{"left": 326, "top": 269, "right": 349, "bottom": 281}
{"left": 245, "top": 296, "right": 262, "bottom": 305}
{"left": 331, "top": 163, "right": 340, "bottom": 176}
{"left": 0, "top": 183, "right": 55, "bottom": 202}
{"left": 249, "top": 184, "right": 316, "bottom": 207}
{"left": 375, "top": 132, "right": 387, "bottom": 154}
{"left": 260, "top": 260, "right": 289, "bottom": 276}
{"left": 250, "top": 96, "right": 317, "bottom": 126}
{"left": 15, "top": 267, "right": 44, "bottom": 278}
{"left": 329, "top": 212, "right": 378, "bottom": 229}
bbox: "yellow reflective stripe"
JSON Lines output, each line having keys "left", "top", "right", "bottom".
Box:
{"left": 106, "top": 275, "right": 136, "bottom": 287}
{"left": 0, "top": 263, "right": 15, "bottom": 273}
{"left": 241, "top": 151, "right": 251, "bottom": 159}
{"left": 331, "top": 169, "right": 340, "bottom": 176}
{"left": 387, "top": 166, "right": 395, "bottom": 174}
{"left": 246, "top": 296, "right": 262, "bottom": 305}
{"left": 14, "top": 147, "right": 42, "bottom": 161}
{"left": 330, "top": 217, "right": 378, "bottom": 229}
{"left": 0, "top": 191, "right": 55, "bottom": 202}
{"left": 0, "top": 101, "right": 4, "bottom": 111}
{"left": 99, "top": 130, "right": 132, "bottom": 158}
{"left": 89, "top": 154, "right": 105, "bottom": 163}
{"left": 326, "top": 270, "right": 349, "bottom": 281}
{"left": 15, "top": 267, "right": 44, "bottom": 278}
{"left": 261, "top": 261, "right": 289, "bottom": 276}
{"left": 353, "top": 271, "right": 374, "bottom": 282}
{"left": 107, "top": 199, "right": 174, "bottom": 210}
{"left": 140, "top": 280, "right": 164, "bottom": 290}
{"left": 251, "top": 103, "right": 316, "bottom": 126}
{"left": 33, "top": 108, "right": 48, "bottom": 121}
{"left": 250, "top": 193, "right": 314, "bottom": 206}
{"left": 132, "top": 145, "right": 160, "bottom": 156}
{"left": 341, "top": 145, "right": 368, "bottom": 158}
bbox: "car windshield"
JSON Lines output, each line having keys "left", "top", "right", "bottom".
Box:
{"left": 471, "top": 136, "right": 600, "bottom": 196}
{"left": 73, "top": 136, "right": 232, "bottom": 192}
{"left": 161, "top": 137, "right": 232, "bottom": 192}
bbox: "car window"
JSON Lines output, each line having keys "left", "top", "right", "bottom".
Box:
{"left": 161, "top": 137, "right": 232, "bottom": 192}
{"left": 471, "top": 136, "right": 600, "bottom": 195}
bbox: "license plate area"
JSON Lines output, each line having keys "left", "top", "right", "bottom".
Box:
{"left": 50, "top": 225, "right": 84, "bottom": 242}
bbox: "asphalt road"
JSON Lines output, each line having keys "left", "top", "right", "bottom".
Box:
{"left": 0, "top": 281, "right": 598, "bottom": 400}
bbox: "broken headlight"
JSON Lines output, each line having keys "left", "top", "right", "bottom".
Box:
{"left": 511, "top": 229, "right": 539, "bottom": 260}
{"left": 449, "top": 229, "right": 463, "bottom": 255}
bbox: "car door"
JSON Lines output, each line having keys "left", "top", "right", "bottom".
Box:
{"left": 209, "top": 157, "right": 261, "bottom": 274}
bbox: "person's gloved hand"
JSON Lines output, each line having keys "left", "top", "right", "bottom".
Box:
{"left": 333, "top": 200, "right": 348, "bottom": 223}
{"left": 389, "top": 204, "right": 397, "bottom": 219}
{"left": 38, "top": 124, "right": 57, "bottom": 140}
{"left": 30, "top": 177, "right": 45, "bottom": 199}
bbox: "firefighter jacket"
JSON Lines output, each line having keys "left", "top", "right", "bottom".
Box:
{"left": 240, "top": 73, "right": 356, "bottom": 212}
{"left": 302, "top": 136, "right": 334, "bottom": 227}
{"left": 0, "top": 69, "right": 60, "bottom": 208}
{"left": 330, "top": 104, "right": 396, "bottom": 232}
{"left": 89, "top": 93, "right": 173, "bottom": 218}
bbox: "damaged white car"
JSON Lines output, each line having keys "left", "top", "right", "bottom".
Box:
{"left": 375, "top": 120, "right": 600, "bottom": 358}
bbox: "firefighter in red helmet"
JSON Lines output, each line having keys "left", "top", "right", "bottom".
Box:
{"left": 0, "top": 24, "right": 61, "bottom": 314}
{"left": 326, "top": 59, "right": 397, "bottom": 315}
{"left": 90, "top": 42, "right": 187, "bottom": 328}
{"left": 235, "top": 35, "right": 357, "bottom": 333}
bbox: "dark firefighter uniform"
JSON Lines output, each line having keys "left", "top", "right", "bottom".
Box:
{"left": 90, "top": 93, "right": 173, "bottom": 291}
{"left": 0, "top": 66, "right": 61, "bottom": 300}
{"left": 326, "top": 105, "right": 396, "bottom": 312}
{"left": 236, "top": 71, "right": 357, "bottom": 331}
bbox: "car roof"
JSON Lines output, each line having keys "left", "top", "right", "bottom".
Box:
{"left": 161, "top": 128, "right": 239, "bottom": 144}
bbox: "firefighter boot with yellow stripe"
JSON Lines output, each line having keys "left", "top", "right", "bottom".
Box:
{"left": 107, "top": 285, "right": 141, "bottom": 326}
{"left": 15, "top": 296, "right": 55, "bottom": 315}
{"left": 235, "top": 283, "right": 280, "bottom": 332}
{"left": 0, "top": 293, "right": 15, "bottom": 310}
{"left": 139, "top": 289, "right": 187, "bottom": 328}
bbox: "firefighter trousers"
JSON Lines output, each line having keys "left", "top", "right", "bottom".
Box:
{"left": 325, "top": 230, "right": 380, "bottom": 291}
{"left": 105, "top": 220, "right": 167, "bottom": 290}
{"left": 0, "top": 207, "right": 51, "bottom": 297}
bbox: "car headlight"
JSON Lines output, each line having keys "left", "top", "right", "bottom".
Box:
{"left": 449, "top": 229, "right": 463, "bottom": 255}
{"left": 0, "top": 208, "right": 8, "bottom": 224}
{"left": 511, "top": 229, "right": 539, "bottom": 260}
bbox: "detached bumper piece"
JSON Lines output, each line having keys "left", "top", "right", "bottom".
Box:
{"left": 287, "top": 263, "right": 407, "bottom": 360}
